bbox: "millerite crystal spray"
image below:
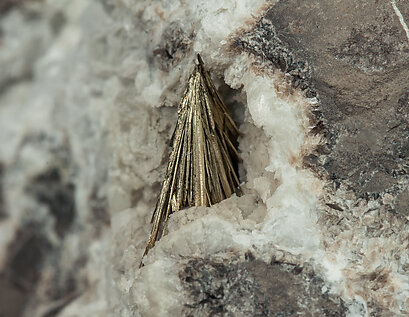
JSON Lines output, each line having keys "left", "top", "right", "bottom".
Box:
{"left": 140, "top": 54, "right": 241, "bottom": 267}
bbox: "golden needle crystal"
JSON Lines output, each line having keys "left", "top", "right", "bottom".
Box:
{"left": 140, "top": 54, "right": 241, "bottom": 266}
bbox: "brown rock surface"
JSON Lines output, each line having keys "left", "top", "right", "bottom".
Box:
{"left": 234, "top": 0, "right": 409, "bottom": 199}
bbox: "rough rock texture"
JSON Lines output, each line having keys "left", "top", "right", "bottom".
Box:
{"left": 180, "top": 256, "right": 347, "bottom": 316}
{"left": 263, "top": 0, "right": 409, "bottom": 198}
{"left": 234, "top": 0, "right": 409, "bottom": 198}
{"left": 0, "top": 0, "right": 408, "bottom": 316}
{"left": 232, "top": 1, "right": 409, "bottom": 314}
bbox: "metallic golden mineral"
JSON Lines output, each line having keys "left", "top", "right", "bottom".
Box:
{"left": 140, "top": 54, "right": 241, "bottom": 266}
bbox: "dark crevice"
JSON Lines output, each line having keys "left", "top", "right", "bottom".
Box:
{"left": 0, "top": 70, "right": 34, "bottom": 97}
{"left": 26, "top": 168, "right": 76, "bottom": 238}
{"left": 5, "top": 227, "right": 51, "bottom": 292}
{"left": 217, "top": 79, "right": 247, "bottom": 186}
{"left": 0, "top": 224, "right": 52, "bottom": 317}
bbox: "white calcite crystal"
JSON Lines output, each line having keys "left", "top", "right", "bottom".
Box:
{"left": 1, "top": 0, "right": 408, "bottom": 316}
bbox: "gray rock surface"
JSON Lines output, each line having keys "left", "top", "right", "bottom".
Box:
{"left": 180, "top": 256, "right": 347, "bottom": 316}
{"left": 234, "top": 0, "right": 409, "bottom": 198}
